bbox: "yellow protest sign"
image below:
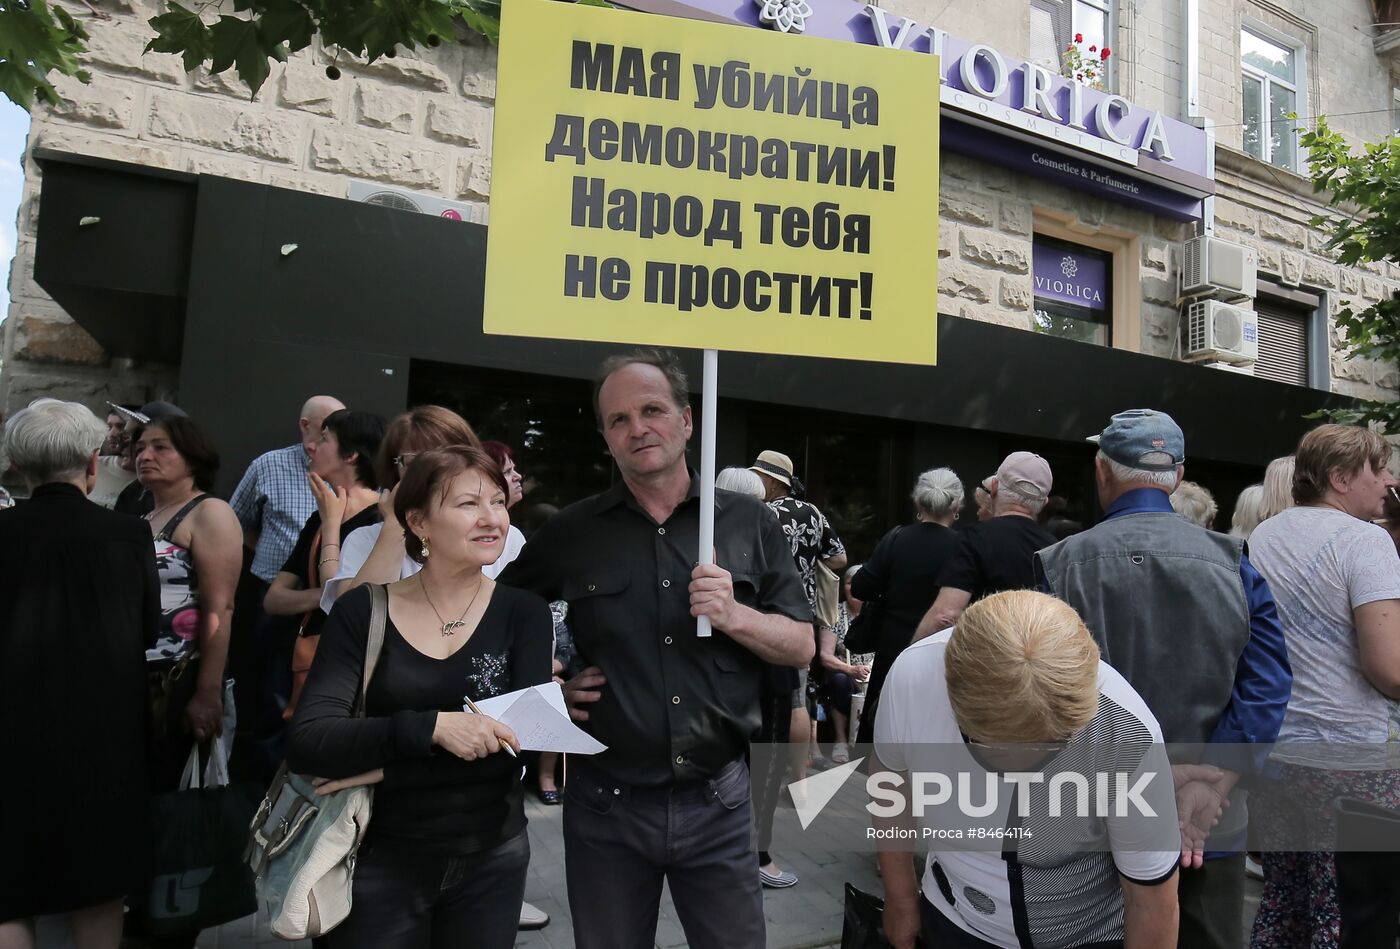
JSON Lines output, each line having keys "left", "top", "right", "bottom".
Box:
{"left": 484, "top": 0, "right": 940, "bottom": 365}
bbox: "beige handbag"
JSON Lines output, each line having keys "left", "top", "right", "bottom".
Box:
{"left": 245, "top": 584, "right": 387, "bottom": 939}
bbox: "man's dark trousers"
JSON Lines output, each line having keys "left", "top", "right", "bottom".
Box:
{"left": 1178, "top": 854, "right": 1244, "bottom": 949}
{"left": 563, "top": 758, "right": 764, "bottom": 949}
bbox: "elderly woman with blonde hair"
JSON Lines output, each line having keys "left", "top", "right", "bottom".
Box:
{"left": 1169, "top": 480, "right": 1218, "bottom": 529}
{"left": 1258, "top": 455, "right": 1296, "bottom": 522}
{"left": 873, "top": 590, "right": 1181, "bottom": 949}
{"left": 1230, "top": 484, "right": 1265, "bottom": 541}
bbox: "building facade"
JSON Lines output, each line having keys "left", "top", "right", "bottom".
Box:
{"left": 0, "top": 0, "right": 1394, "bottom": 546}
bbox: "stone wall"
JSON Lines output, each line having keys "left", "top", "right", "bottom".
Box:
{"left": 1213, "top": 148, "right": 1400, "bottom": 400}
{"left": 884, "top": 0, "right": 1028, "bottom": 55}
{"left": 2, "top": 0, "right": 1396, "bottom": 418}
{"left": 937, "top": 152, "right": 1193, "bottom": 356}
{"left": 1122, "top": 0, "right": 1183, "bottom": 119}
{"left": 1182, "top": 0, "right": 1400, "bottom": 399}
{"left": 1196, "top": 0, "right": 1391, "bottom": 151}
{"left": 1, "top": 0, "right": 498, "bottom": 418}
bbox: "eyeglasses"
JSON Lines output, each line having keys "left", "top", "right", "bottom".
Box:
{"left": 393, "top": 452, "right": 419, "bottom": 471}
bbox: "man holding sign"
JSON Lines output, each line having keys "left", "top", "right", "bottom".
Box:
{"left": 501, "top": 350, "right": 813, "bottom": 949}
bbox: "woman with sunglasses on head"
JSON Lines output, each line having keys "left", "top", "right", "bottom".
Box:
{"left": 321, "top": 407, "right": 481, "bottom": 611}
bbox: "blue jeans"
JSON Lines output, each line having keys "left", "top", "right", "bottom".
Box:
{"left": 328, "top": 831, "right": 529, "bottom": 949}
{"left": 564, "top": 759, "right": 764, "bottom": 949}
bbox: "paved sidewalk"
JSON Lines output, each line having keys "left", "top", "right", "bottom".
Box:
{"left": 37, "top": 779, "right": 1260, "bottom": 948}
{"left": 175, "top": 793, "right": 882, "bottom": 949}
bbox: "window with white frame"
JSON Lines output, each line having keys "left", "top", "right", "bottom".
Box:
{"left": 1030, "top": 0, "right": 1114, "bottom": 88}
{"left": 1241, "top": 26, "right": 1302, "bottom": 171}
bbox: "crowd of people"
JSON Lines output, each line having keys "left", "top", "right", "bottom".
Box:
{"left": 0, "top": 349, "right": 1397, "bottom": 949}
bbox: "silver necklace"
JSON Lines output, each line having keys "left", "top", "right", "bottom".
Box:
{"left": 419, "top": 572, "right": 483, "bottom": 637}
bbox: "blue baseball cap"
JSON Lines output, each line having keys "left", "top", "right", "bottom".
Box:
{"left": 1089, "top": 409, "right": 1185, "bottom": 471}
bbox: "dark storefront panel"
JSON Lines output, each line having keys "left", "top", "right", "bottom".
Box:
{"left": 410, "top": 358, "right": 1268, "bottom": 561}
{"left": 32, "top": 153, "right": 1355, "bottom": 539}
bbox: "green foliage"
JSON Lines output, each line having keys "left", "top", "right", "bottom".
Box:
{"left": 1300, "top": 116, "right": 1400, "bottom": 430}
{"left": 142, "top": 0, "right": 492, "bottom": 96}
{"left": 0, "top": 0, "right": 91, "bottom": 112}
{"left": 0, "top": 0, "right": 612, "bottom": 110}
{"left": 145, "top": 0, "right": 611, "bottom": 98}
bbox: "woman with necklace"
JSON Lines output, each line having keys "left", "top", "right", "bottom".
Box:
{"left": 288, "top": 445, "right": 552, "bottom": 949}
{"left": 135, "top": 416, "right": 243, "bottom": 769}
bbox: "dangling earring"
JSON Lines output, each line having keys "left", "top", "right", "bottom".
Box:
{"left": 420, "top": 536, "right": 430, "bottom": 559}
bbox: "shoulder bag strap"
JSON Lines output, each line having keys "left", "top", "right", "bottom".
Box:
{"left": 297, "top": 525, "right": 324, "bottom": 633}
{"left": 356, "top": 584, "right": 389, "bottom": 718}
{"left": 156, "top": 494, "right": 210, "bottom": 542}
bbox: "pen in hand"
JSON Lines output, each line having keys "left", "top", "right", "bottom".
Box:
{"left": 463, "top": 695, "right": 518, "bottom": 758}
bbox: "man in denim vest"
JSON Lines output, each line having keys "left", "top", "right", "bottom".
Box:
{"left": 1035, "top": 409, "right": 1291, "bottom": 949}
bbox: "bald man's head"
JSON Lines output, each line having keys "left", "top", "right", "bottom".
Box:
{"left": 299, "top": 395, "right": 346, "bottom": 448}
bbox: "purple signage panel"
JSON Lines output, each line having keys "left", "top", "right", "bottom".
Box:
{"left": 941, "top": 118, "right": 1205, "bottom": 221}
{"left": 1033, "top": 242, "right": 1109, "bottom": 311}
{"left": 650, "top": 0, "right": 1212, "bottom": 187}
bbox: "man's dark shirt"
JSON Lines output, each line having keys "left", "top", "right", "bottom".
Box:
{"left": 936, "top": 515, "right": 1058, "bottom": 602}
{"left": 500, "top": 475, "right": 811, "bottom": 786}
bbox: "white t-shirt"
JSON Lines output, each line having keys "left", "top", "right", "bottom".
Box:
{"left": 1248, "top": 505, "right": 1400, "bottom": 760}
{"left": 320, "top": 522, "right": 527, "bottom": 613}
{"left": 875, "top": 631, "right": 1178, "bottom": 949}
{"left": 91, "top": 456, "right": 138, "bottom": 510}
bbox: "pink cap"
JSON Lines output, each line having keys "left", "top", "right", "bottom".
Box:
{"left": 997, "top": 451, "right": 1053, "bottom": 501}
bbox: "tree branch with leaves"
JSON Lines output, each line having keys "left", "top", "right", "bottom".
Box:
{"left": 145, "top": 0, "right": 506, "bottom": 97}
{"left": 1300, "top": 116, "right": 1400, "bottom": 429}
{"left": 0, "top": 0, "right": 91, "bottom": 111}
{"left": 2, "top": 0, "right": 610, "bottom": 111}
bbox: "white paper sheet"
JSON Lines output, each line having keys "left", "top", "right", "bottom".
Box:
{"left": 468, "top": 682, "right": 606, "bottom": 754}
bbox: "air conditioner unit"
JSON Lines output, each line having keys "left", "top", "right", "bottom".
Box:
{"left": 1182, "top": 299, "right": 1259, "bottom": 365}
{"left": 1182, "top": 235, "right": 1257, "bottom": 300}
{"left": 346, "top": 181, "right": 486, "bottom": 223}
{"left": 1204, "top": 361, "right": 1255, "bottom": 376}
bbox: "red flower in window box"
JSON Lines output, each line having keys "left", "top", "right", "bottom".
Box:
{"left": 1060, "top": 36, "right": 1108, "bottom": 89}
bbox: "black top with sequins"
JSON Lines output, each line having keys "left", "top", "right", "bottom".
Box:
{"left": 288, "top": 583, "right": 553, "bottom": 855}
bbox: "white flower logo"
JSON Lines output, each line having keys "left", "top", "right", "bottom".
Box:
{"left": 755, "top": 0, "right": 813, "bottom": 33}
{"left": 1061, "top": 255, "right": 1078, "bottom": 278}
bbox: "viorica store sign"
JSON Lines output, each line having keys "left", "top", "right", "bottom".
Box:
{"left": 629, "top": 0, "right": 1213, "bottom": 190}
{"left": 862, "top": 4, "right": 1178, "bottom": 169}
